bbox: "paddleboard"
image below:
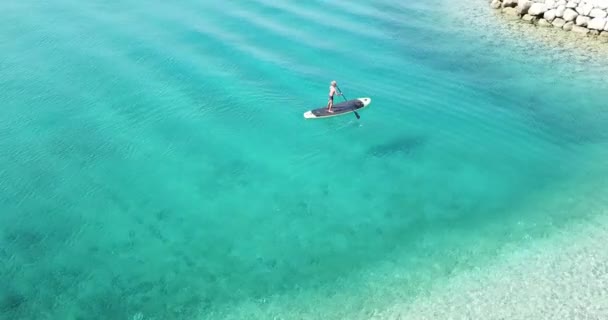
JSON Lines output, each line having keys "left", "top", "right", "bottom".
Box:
{"left": 303, "top": 97, "right": 371, "bottom": 119}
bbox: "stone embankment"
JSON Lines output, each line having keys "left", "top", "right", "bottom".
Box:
{"left": 491, "top": 0, "right": 608, "bottom": 40}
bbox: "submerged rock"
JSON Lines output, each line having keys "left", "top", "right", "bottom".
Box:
{"left": 572, "top": 25, "right": 590, "bottom": 34}
{"left": 563, "top": 21, "right": 575, "bottom": 30}
{"left": 522, "top": 13, "right": 537, "bottom": 22}
{"left": 538, "top": 18, "right": 554, "bottom": 26}
{"left": 503, "top": 6, "right": 521, "bottom": 19}
{"left": 599, "top": 30, "right": 608, "bottom": 41}
{"left": 491, "top": 0, "right": 502, "bottom": 9}
{"left": 552, "top": 17, "right": 567, "bottom": 27}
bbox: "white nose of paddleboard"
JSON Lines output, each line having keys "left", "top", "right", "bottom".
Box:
{"left": 303, "top": 110, "right": 316, "bottom": 118}
{"left": 357, "top": 97, "right": 371, "bottom": 106}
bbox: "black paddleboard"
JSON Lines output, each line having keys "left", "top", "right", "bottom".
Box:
{"left": 303, "top": 97, "right": 371, "bottom": 119}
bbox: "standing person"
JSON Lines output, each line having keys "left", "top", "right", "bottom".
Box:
{"left": 326, "top": 80, "right": 341, "bottom": 113}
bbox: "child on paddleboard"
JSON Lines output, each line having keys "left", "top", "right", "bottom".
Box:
{"left": 326, "top": 80, "right": 342, "bottom": 113}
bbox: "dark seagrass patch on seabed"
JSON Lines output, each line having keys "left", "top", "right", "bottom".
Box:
{"left": 367, "top": 135, "right": 427, "bottom": 158}
{"left": 0, "top": 289, "right": 26, "bottom": 314}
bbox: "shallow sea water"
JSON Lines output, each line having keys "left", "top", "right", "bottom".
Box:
{"left": 1, "top": 0, "right": 608, "bottom": 319}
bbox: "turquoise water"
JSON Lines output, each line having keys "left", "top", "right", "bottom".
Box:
{"left": 2, "top": 0, "right": 608, "bottom": 319}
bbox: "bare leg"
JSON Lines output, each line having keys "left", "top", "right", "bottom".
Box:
{"left": 327, "top": 99, "right": 334, "bottom": 112}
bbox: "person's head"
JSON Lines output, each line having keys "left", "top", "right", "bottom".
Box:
{"left": 331, "top": 80, "right": 337, "bottom": 87}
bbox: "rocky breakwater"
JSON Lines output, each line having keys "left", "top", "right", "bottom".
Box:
{"left": 490, "top": 0, "right": 608, "bottom": 41}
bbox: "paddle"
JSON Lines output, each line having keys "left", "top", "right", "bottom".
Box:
{"left": 336, "top": 85, "right": 360, "bottom": 120}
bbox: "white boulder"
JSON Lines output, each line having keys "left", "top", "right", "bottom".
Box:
{"left": 582, "top": 3, "right": 594, "bottom": 15}
{"left": 529, "top": 3, "right": 548, "bottom": 15}
{"left": 566, "top": 1, "right": 577, "bottom": 8}
{"left": 544, "top": 9, "right": 557, "bottom": 20}
{"left": 575, "top": 5, "right": 585, "bottom": 14}
{"left": 517, "top": 0, "right": 532, "bottom": 15}
{"left": 598, "top": 0, "right": 608, "bottom": 9}
{"left": 589, "top": 8, "right": 607, "bottom": 18}
{"left": 563, "top": 8, "right": 579, "bottom": 21}
{"left": 575, "top": 2, "right": 596, "bottom": 13}
{"left": 576, "top": 15, "right": 591, "bottom": 26}
{"left": 588, "top": 17, "right": 607, "bottom": 29}
{"left": 517, "top": 0, "right": 533, "bottom": 14}
{"left": 555, "top": 5, "right": 567, "bottom": 17}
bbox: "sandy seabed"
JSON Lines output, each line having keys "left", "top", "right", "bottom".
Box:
{"left": 379, "top": 213, "right": 608, "bottom": 319}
